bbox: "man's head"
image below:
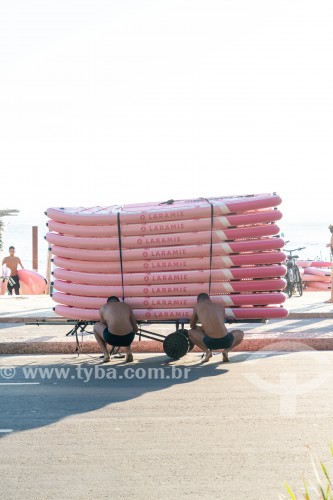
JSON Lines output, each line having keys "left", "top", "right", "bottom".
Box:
{"left": 9, "top": 246, "right": 15, "bottom": 254}
{"left": 107, "top": 296, "right": 120, "bottom": 303}
{"left": 329, "top": 225, "right": 333, "bottom": 234}
{"left": 197, "top": 293, "right": 210, "bottom": 303}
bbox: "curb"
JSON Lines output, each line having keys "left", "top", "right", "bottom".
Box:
{"left": 288, "top": 312, "right": 333, "bottom": 319}
{"left": 1, "top": 338, "right": 333, "bottom": 355}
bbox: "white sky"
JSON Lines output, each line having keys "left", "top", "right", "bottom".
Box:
{"left": 0, "top": 0, "right": 332, "bottom": 224}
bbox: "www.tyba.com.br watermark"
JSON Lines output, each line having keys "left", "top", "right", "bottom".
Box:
{"left": 0, "top": 365, "right": 192, "bottom": 384}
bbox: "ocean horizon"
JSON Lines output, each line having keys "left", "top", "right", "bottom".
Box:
{"left": 1, "top": 213, "right": 331, "bottom": 278}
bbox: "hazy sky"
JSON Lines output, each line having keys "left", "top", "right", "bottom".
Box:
{"left": 1, "top": 0, "right": 332, "bottom": 224}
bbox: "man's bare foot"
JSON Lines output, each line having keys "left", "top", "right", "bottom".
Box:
{"left": 222, "top": 350, "right": 229, "bottom": 362}
{"left": 101, "top": 357, "right": 111, "bottom": 364}
{"left": 201, "top": 351, "right": 212, "bottom": 363}
{"left": 125, "top": 353, "right": 133, "bottom": 363}
{"left": 113, "top": 353, "right": 125, "bottom": 359}
{"left": 324, "top": 299, "right": 333, "bottom": 303}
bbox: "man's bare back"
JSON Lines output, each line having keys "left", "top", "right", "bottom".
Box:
{"left": 100, "top": 301, "right": 137, "bottom": 335}
{"left": 188, "top": 293, "right": 244, "bottom": 363}
{"left": 94, "top": 297, "right": 138, "bottom": 363}
{"left": 191, "top": 301, "right": 228, "bottom": 338}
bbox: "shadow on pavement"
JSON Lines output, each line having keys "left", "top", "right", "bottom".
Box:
{"left": 0, "top": 354, "right": 227, "bottom": 438}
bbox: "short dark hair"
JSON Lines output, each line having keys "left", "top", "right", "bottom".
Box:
{"left": 107, "top": 296, "right": 120, "bottom": 303}
{"left": 329, "top": 225, "right": 333, "bottom": 234}
{"left": 197, "top": 293, "right": 210, "bottom": 302}
{"left": 9, "top": 246, "right": 15, "bottom": 251}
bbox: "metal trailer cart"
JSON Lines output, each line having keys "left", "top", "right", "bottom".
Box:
{"left": 28, "top": 317, "right": 267, "bottom": 360}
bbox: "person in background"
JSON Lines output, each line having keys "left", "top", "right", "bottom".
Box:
{"left": 2, "top": 246, "right": 24, "bottom": 295}
{"left": 188, "top": 293, "right": 244, "bottom": 363}
{"left": 325, "top": 225, "right": 333, "bottom": 303}
{"left": 93, "top": 296, "right": 138, "bottom": 363}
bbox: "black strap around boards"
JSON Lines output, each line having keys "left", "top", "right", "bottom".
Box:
{"left": 117, "top": 212, "right": 125, "bottom": 302}
{"left": 202, "top": 198, "right": 214, "bottom": 295}
{"left": 159, "top": 199, "right": 175, "bottom": 205}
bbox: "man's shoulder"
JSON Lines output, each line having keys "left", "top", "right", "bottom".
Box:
{"left": 212, "top": 301, "right": 224, "bottom": 309}
{"left": 107, "top": 302, "right": 130, "bottom": 310}
{"left": 213, "top": 302, "right": 225, "bottom": 314}
{"left": 121, "top": 302, "right": 132, "bottom": 310}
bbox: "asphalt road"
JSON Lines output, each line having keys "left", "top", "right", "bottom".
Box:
{"left": 1, "top": 351, "right": 333, "bottom": 500}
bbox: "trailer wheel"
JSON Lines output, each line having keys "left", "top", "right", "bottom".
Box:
{"left": 187, "top": 340, "right": 195, "bottom": 352}
{"left": 178, "top": 328, "right": 194, "bottom": 352}
{"left": 163, "top": 332, "right": 189, "bottom": 359}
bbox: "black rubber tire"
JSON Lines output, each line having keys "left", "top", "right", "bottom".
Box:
{"left": 163, "top": 332, "right": 189, "bottom": 359}
{"left": 178, "top": 328, "right": 195, "bottom": 352}
{"left": 187, "top": 340, "right": 195, "bottom": 352}
{"left": 285, "top": 278, "right": 293, "bottom": 298}
{"left": 178, "top": 328, "right": 189, "bottom": 337}
{"left": 294, "top": 266, "right": 303, "bottom": 297}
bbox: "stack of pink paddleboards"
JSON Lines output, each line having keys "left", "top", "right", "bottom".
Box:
{"left": 296, "top": 260, "right": 332, "bottom": 292}
{"left": 45, "top": 193, "right": 288, "bottom": 322}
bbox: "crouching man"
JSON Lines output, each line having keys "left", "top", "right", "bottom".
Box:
{"left": 188, "top": 293, "right": 244, "bottom": 363}
{"left": 93, "top": 296, "right": 138, "bottom": 363}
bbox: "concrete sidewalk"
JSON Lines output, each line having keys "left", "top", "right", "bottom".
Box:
{"left": 0, "top": 292, "right": 332, "bottom": 354}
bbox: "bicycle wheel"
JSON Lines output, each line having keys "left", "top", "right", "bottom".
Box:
{"left": 286, "top": 279, "right": 293, "bottom": 298}
{"left": 294, "top": 265, "right": 303, "bottom": 297}
{"left": 285, "top": 269, "right": 294, "bottom": 297}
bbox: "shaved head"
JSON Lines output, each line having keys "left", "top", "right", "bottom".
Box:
{"left": 197, "top": 293, "right": 210, "bottom": 302}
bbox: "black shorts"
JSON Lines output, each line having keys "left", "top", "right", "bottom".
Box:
{"left": 7, "top": 275, "right": 20, "bottom": 295}
{"left": 203, "top": 332, "right": 234, "bottom": 350}
{"left": 103, "top": 329, "right": 135, "bottom": 347}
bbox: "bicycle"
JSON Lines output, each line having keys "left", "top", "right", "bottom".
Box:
{"left": 284, "top": 246, "right": 305, "bottom": 298}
